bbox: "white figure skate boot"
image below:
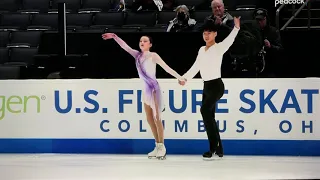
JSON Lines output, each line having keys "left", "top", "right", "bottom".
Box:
{"left": 156, "top": 143, "right": 166, "bottom": 160}
{"left": 148, "top": 143, "right": 158, "bottom": 159}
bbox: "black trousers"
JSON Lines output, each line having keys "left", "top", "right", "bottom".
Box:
{"left": 200, "top": 78, "right": 225, "bottom": 153}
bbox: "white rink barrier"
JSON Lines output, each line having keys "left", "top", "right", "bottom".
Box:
{"left": 0, "top": 78, "right": 319, "bottom": 156}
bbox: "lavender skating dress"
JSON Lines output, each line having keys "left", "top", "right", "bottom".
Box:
{"left": 112, "top": 35, "right": 183, "bottom": 120}
{"left": 135, "top": 53, "right": 165, "bottom": 120}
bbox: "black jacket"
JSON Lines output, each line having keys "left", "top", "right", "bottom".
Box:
{"left": 260, "top": 25, "right": 283, "bottom": 51}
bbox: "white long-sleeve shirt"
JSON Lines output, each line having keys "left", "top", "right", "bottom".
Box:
{"left": 183, "top": 27, "right": 240, "bottom": 81}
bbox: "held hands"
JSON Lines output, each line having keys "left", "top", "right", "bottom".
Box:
{"left": 234, "top": 16, "right": 241, "bottom": 29}
{"left": 102, "top": 33, "right": 116, "bottom": 40}
{"left": 178, "top": 78, "right": 187, "bottom": 86}
{"left": 264, "top": 39, "right": 271, "bottom": 48}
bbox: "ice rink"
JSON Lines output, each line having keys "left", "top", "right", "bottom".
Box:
{"left": 1, "top": 154, "right": 320, "bottom": 180}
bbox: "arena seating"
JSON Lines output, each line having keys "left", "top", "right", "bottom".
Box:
{"left": 0, "top": 8, "right": 257, "bottom": 79}
{"left": 0, "top": 0, "right": 258, "bottom": 80}
{"left": 0, "top": 0, "right": 259, "bottom": 13}
{"left": 0, "top": 0, "right": 318, "bottom": 79}
{"left": 0, "top": 10, "right": 258, "bottom": 31}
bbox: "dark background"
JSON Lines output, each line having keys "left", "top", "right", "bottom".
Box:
{"left": 38, "top": 29, "right": 319, "bottom": 79}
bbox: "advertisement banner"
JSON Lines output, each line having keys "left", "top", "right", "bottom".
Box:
{"left": 0, "top": 78, "right": 319, "bottom": 155}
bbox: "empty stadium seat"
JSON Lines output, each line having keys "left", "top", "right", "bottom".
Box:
{"left": 0, "top": 0, "right": 21, "bottom": 12}
{"left": 0, "top": 31, "right": 10, "bottom": 47}
{"left": 222, "top": 0, "right": 236, "bottom": 10}
{"left": 7, "top": 47, "right": 38, "bottom": 66}
{"left": 105, "top": 27, "right": 139, "bottom": 33}
{"left": 30, "top": 13, "right": 58, "bottom": 30}
{"left": 157, "top": 11, "right": 176, "bottom": 25}
{"left": 79, "top": 0, "right": 112, "bottom": 13}
{"left": 27, "top": 26, "right": 52, "bottom": 31}
{"left": 63, "top": 54, "right": 83, "bottom": 68}
{"left": 192, "top": 11, "right": 212, "bottom": 23}
{"left": 125, "top": 11, "right": 157, "bottom": 27}
{"left": 8, "top": 31, "right": 42, "bottom": 47}
{"left": 0, "top": 48, "right": 9, "bottom": 64}
{"left": 33, "top": 54, "right": 60, "bottom": 70}
{"left": 0, "top": 13, "right": 31, "bottom": 30}
{"left": 235, "top": 0, "right": 257, "bottom": 9}
{"left": 0, "top": 65, "right": 20, "bottom": 79}
{"left": 48, "top": 9, "right": 72, "bottom": 14}
{"left": 92, "top": 12, "right": 124, "bottom": 27}
{"left": 230, "top": 10, "right": 254, "bottom": 20}
{"left": 57, "top": 54, "right": 88, "bottom": 79}
{"left": 33, "top": 54, "right": 51, "bottom": 68}
{"left": 51, "top": 0, "right": 81, "bottom": 13}
{"left": 66, "top": 13, "right": 93, "bottom": 30}
{"left": 174, "top": 0, "right": 207, "bottom": 9}
{"left": 88, "top": 25, "right": 112, "bottom": 32}
{"left": 75, "top": 28, "right": 105, "bottom": 33}
{"left": 20, "top": 0, "right": 50, "bottom": 13}
{"left": 140, "top": 26, "right": 167, "bottom": 32}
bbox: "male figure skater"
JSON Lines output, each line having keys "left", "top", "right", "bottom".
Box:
{"left": 179, "top": 16, "right": 241, "bottom": 159}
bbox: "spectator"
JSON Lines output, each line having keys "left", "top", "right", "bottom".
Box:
{"left": 254, "top": 8, "right": 283, "bottom": 77}
{"left": 196, "top": 0, "right": 234, "bottom": 42}
{"left": 132, "top": 0, "right": 174, "bottom": 11}
{"left": 208, "top": 0, "right": 234, "bottom": 30}
{"left": 113, "top": 0, "right": 126, "bottom": 11}
{"left": 255, "top": 9, "right": 283, "bottom": 51}
{"left": 166, "top": 5, "right": 196, "bottom": 32}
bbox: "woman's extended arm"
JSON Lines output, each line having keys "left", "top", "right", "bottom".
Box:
{"left": 102, "top": 33, "right": 139, "bottom": 58}
{"left": 152, "top": 53, "right": 185, "bottom": 81}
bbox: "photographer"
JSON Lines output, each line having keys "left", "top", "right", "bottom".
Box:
{"left": 166, "top": 5, "right": 196, "bottom": 32}
{"left": 254, "top": 8, "right": 283, "bottom": 77}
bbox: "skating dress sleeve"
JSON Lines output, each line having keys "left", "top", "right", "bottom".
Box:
{"left": 152, "top": 53, "right": 185, "bottom": 81}
{"left": 113, "top": 34, "right": 140, "bottom": 58}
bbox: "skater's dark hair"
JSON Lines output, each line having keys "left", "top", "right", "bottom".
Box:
{"left": 202, "top": 18, "right": 220, "bottom": 32}
{"left": 141, "top": 35, "right": 153, "bottom": 44}
{"left": 145, "top": 35, "right": 153, "bottom": 44}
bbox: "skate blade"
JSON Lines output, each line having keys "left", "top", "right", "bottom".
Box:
{"left": 148, "top": 156, "right": 157, "bottom": 159}
{"left": 156, "top": 156, "right": 166, "bottom": 160}
{"left": 202, "top": 156, "right": 222, "bottom": 161}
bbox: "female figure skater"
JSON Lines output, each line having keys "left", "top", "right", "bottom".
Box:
{"left": 179, "top": 17, "right": 241, "bottom": 159}
{"left": 102, "top": 33, "right": 186, "bottom": 160}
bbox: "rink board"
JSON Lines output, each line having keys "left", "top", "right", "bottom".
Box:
{"left": 0, "top": 79, "right": 319, "bottom": 156}
{"left": 0, "top": 139, "right": 319, "bottom": 156}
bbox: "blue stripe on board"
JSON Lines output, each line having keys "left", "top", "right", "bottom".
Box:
{"left": 0, "top": 139, "right": 319, "bottom": 156}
